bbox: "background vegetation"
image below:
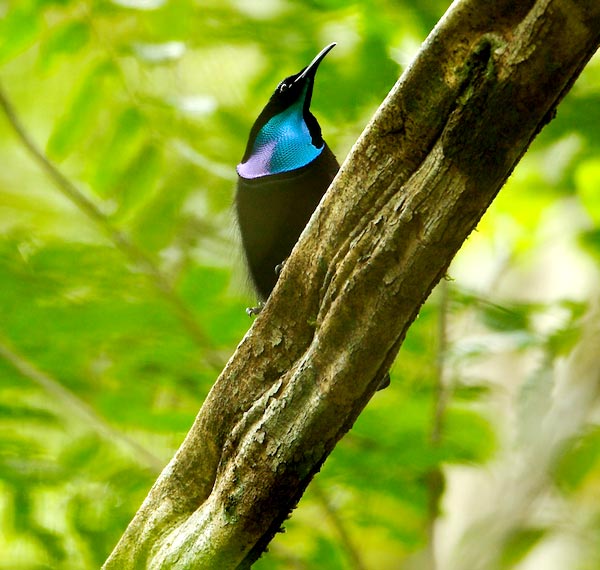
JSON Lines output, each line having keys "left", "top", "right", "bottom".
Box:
{"left": 1, "top": 1, "right": 600, "bottom": 568}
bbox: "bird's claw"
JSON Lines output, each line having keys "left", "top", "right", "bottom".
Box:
{"left": 246, "top": 303, "right": 264, "bottom": 317}
{"left": 275, "top": 259, "right": 287, "bottom": 277}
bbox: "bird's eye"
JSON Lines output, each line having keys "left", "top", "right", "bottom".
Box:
{"left": 279, "top": 83, "right": 288, "bottom": 93}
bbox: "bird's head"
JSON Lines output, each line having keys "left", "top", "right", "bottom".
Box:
{"left": 238, "top": 43, "right": 336, "bottom": 179}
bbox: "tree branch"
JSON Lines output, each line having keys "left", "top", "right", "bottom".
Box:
{"left": 426, "top": 279, "right": 450, "bottom": 570}
{"left": 104, "top": 0, "right": 600, "bottom": 568}
{"left": 312, "top": 482, "right": 368, "bottom": 570}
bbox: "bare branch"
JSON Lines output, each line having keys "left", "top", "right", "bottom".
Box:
{"left": 426, "top": 279, "right": 451, "bottom": 570}
{"left": 312, "top": 482, "right": 368, "bottom": 570}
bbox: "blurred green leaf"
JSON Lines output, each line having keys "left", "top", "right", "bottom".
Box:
{"left": 546, "top": 320, "right": 583, "bottom": 357}
{"left": 112, "top": 143, "right": 162, "bottom": 220}
{"left": 576, "top": 158, "right": 600, "bottom": 224}
{"left": 442, "top": 406, "right": 496, "bottom": 463}
{"left": 578, "top": 228, "right": 600, "bottom": 261}
{"left": 555, "top": 428, "right": 600, "bottom": 493}
{"left": 38, "top": 20, "right": 91, "bottom": 70}
{"left": 0, "top": 402, "right": 59, "bottom": 423}
{"left": 59, "top": 435, "right": 103, "bottom": 471}
{"left": 480, "top": 302, "right": 530, "bottom": 332}
{"left": 130, "top": 174, "right": 188, "bottom": 251}
{"left": 89, "top": 107, "right": 147, "bottom": 197}
{"left": 46, "top": 61, "right": 117, "bottom": 161}
{"left": 453, "top": 383, "right": 493, "bottom": 401}
{"left": 500, "top": 527, "right": 548, "bottom": 568}
{"left": 0, "top": 8, "right": 40, "bottom": 65}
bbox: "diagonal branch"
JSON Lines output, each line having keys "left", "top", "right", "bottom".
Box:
{"left": 0, "top": 87, "right": 222, "bottom": 369}
{"left": 104, "top": 0, "right": 600, "bottom": 568}
{"left": 426, "top": 279, "right": 451, "bottom": 570}
{"left": 312, "top": 481, "right": 368, "bottom": 570}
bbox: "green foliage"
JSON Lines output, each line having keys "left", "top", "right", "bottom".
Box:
{"left": 1, "top": 1, "right": 600, "bottom": 569}
{"left": 499, "top": 527, "right": 548, "bottom": 568}
{"left": 554, "top": 427, "right": 600, "bottom": 492}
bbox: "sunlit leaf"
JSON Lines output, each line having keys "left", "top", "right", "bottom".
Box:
{"left": 0, "top": 402, "right": 59, "bottom": 423}
{"left": 479, "top": 301, "right": 530, "bottom": 332}
{"left": 0, "top": 8, "right": 40, "bottom": 65}
{"left": 38, "top": 20, "right": 91, "bottom": 71}
{"left": 452, "top": 383, "right": 493, "bottom": 401}
{"left": 500, "top": 528, "right": 547, "bottom": 568}
{"left": 575, "top": 158, "right": 600, "bottom": 225}
{"left": 111, "top": 143, "right": 162, "bottom": 220}
{"left": 555, "top": 428, "right": 600, "bottom": 493}
{"left": 46, "top": 61, "right": 118, "bottom": 161}
{"left": 442, "top": 406, "right": 496, "bottom": 463}
{"left": 578, "top": 228, "right": 600, "bottom": 262}
{"left": 89, "top": 107, "right": 146, "bottom": 197}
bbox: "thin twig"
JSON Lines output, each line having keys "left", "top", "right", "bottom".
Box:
{"left": 426, "top": 278, "right": 451, "bottom": 570}
{"left": 0, "top": 334, "right": 164, "bottom": 473}
{"left": 312, "top": 481, "right": 368, "bottom": 570}
{"left": 432, "top": 279, "right": 450, "bottom": 447}
{"left": 0, "top": 81, "right": 223, "bottom": 370}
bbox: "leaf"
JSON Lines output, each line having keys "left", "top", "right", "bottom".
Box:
{"left": 453, "top": 383, "right": 493, "bottom": 401}
{"left": 0, "top": 402, "right": 59, "bottom": 424}
{"left": 46, "top": 61, "right": 117, "bottom": 161}
{"left": 38, "top": 20, "right": 91, "bottom": 71}
{"left": 59, "top": 435, "right": 102, "bottom": 471}
{"left": 442, "top": 406, "right": 496, "bottom": 463}
{"left": 129, "top": 172, "right": 189, "bottom": 252}
{"left": 0, "top": 7, "right": 40, "bottom": 65}
{"left": 576, "top": 158, "right": 600, "bottom": 224}
{"left": 554, "top": 427, "right": 600, "bottom": 492}
{"left": 89, "top": 107, "right": 146, "bottom": 197}
{"left": 546, "top": 320, "right": 583, "bottom": 357}
{"left": 500, "top": 527, "right": 547, "bottom": 568}
{"left": 112, "top": 143, "right": 162, "bottom": 220}
{"left": 578, "top": 228, "right": 600, "bottom": 262}
{"left": 479, "top": 301, "right": 530, "bottom": 332}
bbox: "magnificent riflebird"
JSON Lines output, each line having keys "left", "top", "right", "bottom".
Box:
{"left": 235, "top": 43, "right": 390, "bottom": 389}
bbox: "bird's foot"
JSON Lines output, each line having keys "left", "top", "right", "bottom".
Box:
{"left": 275, "top": 258, "right": 287, "bottom": 277}
{"left": 246, "top": 302, "right": 264, "bottom": 317}
{"left": 377, "top": 371, "right": 391, "bottom": 391}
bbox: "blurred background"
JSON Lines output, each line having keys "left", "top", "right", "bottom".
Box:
{"left": 1, "top": 1, "right": 600, "bottom": 569}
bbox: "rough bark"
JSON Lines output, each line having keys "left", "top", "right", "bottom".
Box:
{"left": 103, "top": 0, "right": 600, "bottom": 568}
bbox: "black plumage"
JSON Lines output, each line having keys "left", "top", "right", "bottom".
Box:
{"left": 236, "top": 146, "right": 338, "bottom": 300}
{"left": 235, "top": 43, "right": 390, "bottom": 390}
{"left": 236, "top": 43, "right": 338, "bottom": 300}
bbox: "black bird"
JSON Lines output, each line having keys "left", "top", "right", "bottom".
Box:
{"left": 235, "top": 43, "right": 390, "bottom": 390}
{"left": 236, "top": 42, "right": 339, "bottom": 301}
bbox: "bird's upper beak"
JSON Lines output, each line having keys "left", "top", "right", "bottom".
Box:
{"left": 294, "top": 42, "right": 336, "bottom": 83}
